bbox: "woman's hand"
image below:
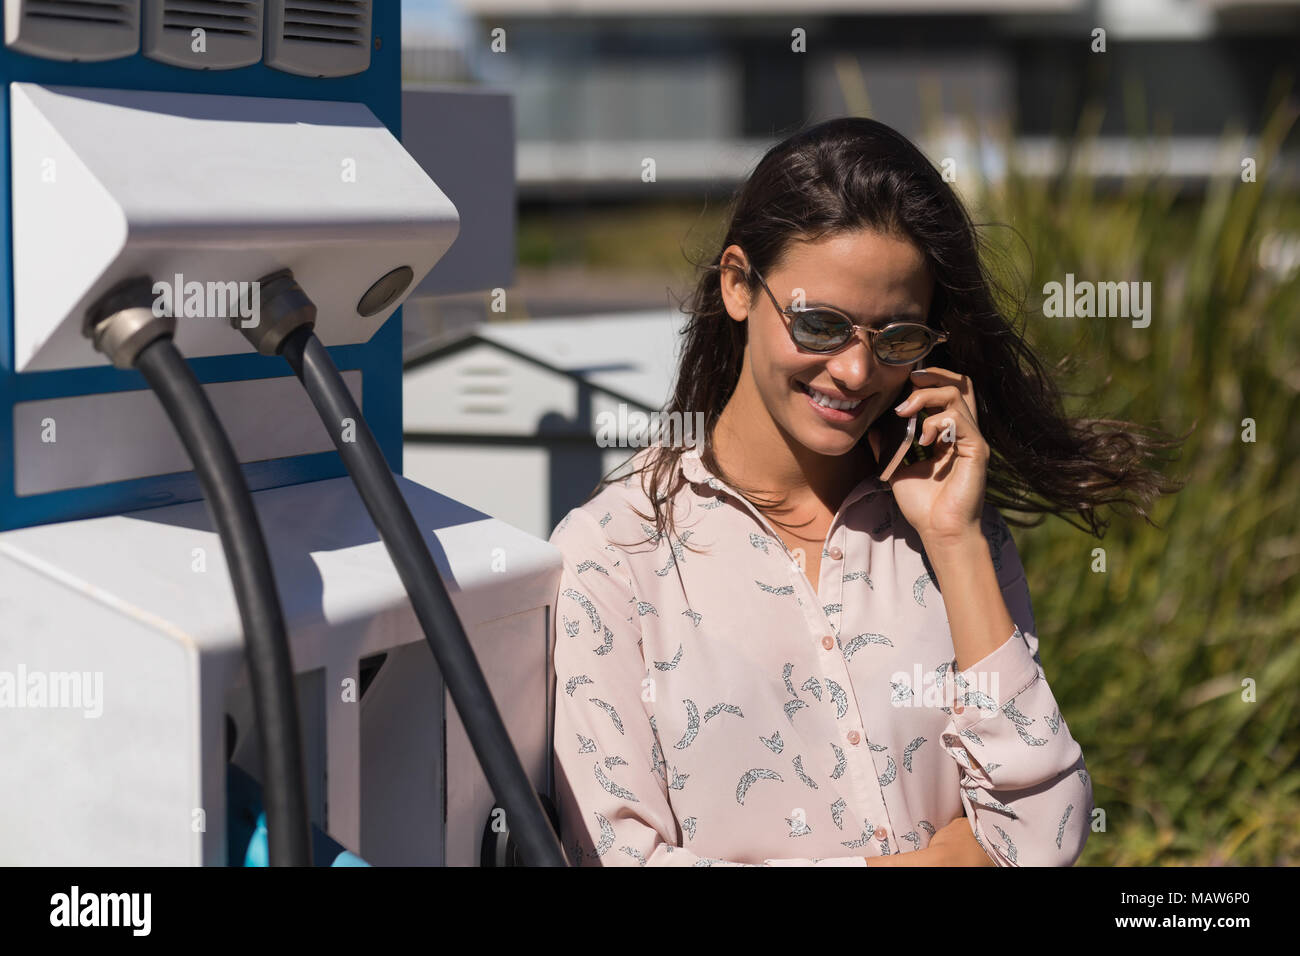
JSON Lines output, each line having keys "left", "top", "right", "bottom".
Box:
{"left": 865, "top": 814, "right": 995, "bottom": 866}
{"left": 926, "top": 814, "right": 997, "bottom": 866}
{"left": 866, "top": 367, "right": 989, "bottom": 546}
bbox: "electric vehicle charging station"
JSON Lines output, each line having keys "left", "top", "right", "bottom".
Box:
{"left": 0, "top": 2, "right": 565, "bottom": 866}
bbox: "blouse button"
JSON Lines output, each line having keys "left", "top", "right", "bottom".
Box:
{"left": 846, "top": 730, "right": 860, "bottom": 745}
{"left": 829, "top": 546, "right": 843, "bottom": 560}
{"left": 874, "top": 826, "right": 887, "bottom": 840}
{"left": 821, "top": 635, "right": 835, "bottom": 650}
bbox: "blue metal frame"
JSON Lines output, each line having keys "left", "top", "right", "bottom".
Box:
{"left": 0, "top": 5, "right": 403, "bottom": 532}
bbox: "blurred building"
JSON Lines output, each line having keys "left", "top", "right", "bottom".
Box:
{"left": 403, "top": 0, "right": 1300, "bottom": 196}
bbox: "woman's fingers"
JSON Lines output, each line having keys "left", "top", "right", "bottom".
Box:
{"left": 917, "top": 413, "right": 959, "bottom": 447}
{"left": 895, "top": 383, "right": 951, "bottom": 415}
{"left": 900, "top": 367, "right": 978, "bottom": 429}
{"left": 910, "top": 401, "right": 976, "bottom": 454}
{"left": 894, "top": 367, "right": 981, "bottom": 457}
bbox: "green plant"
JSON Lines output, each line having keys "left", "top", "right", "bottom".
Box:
{"left": 971, "top": 76, "right": 1300, "bottom": 866}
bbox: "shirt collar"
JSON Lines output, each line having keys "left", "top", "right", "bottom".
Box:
{"left": 678, "top": 445, "right": 890, "bottom": 513}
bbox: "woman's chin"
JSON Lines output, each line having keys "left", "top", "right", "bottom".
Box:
{"left": 795, "top": 428, "right": 866, "bottom": 459}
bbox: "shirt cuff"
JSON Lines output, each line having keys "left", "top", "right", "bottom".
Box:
{"left": 947, "top": 626, "right": 1041, "bottom": 732}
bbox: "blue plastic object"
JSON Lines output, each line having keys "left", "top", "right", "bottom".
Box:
{"left": 228, "top": 762, "right": 369, "bottom": 867}
{"left": 244, "top": 812, "right": 370, "bottom": 868}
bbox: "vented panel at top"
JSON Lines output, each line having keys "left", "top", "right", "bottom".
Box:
{"left": 5, "top": 0, "right": 141, "bottom": 61}
{"left": 143, "top": 0, "right": 263, "bottom": 69}
{"left": 264, "top": 0, "right": 369, "bottom": 78}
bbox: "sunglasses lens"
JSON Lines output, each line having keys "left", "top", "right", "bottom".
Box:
{"left": 790, "top": 310, "right": 852, "bottom": 351}
{"left": 876, "top": 325, "right": 936, "bottom": 364}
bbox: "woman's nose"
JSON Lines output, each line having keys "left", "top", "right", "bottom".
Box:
{"left": 825, "top": 332, "right": 880, "bottom": 389}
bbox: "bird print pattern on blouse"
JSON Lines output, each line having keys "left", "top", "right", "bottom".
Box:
{"left": 549, "top": 444, "right": 1093, "bottom": 866}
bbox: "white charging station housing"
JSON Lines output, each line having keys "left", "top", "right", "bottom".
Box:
{"left": 9, "top": 82, "right": 459, "bottom": 372}
{"left": 0, "top": 476, "right": 560, "bottom": 865}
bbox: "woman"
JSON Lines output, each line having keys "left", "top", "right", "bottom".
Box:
{"left": 548, "top": 116, "right": 1185, "bottom": 866}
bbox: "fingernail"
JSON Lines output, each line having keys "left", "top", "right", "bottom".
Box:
{"left": 894, "top": 401, "right": 907, "bottom": 413}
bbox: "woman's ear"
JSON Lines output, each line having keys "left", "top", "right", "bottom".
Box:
{"left": 718, "top": 245, "right": 752, "bottom": 323}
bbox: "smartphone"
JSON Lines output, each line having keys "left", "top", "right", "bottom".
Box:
{"left": 870, "top": 369, "right": 925, "bottom": 481}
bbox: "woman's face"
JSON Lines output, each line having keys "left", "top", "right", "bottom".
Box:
{"left": 720, "top": 230, "right": 936, "bottom": 460}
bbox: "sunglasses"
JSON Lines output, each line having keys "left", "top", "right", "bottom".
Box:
{"left": 745, "top": 262, "right": 947, "bottom": 364}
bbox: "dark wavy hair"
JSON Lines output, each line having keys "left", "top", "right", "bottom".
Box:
{"left": 584, "top": 116, "right": 1188, "bottom": 546}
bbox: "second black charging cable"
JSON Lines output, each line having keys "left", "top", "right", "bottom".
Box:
{"left": 240, "top": 269, "right": 567, "bottom": 867}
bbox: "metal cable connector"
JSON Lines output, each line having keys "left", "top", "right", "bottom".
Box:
{"left": 238, "top": 269, "right": 316, "bottom": 356}
{"left": 83, "top": 276, "right": 176, "bottom": 369}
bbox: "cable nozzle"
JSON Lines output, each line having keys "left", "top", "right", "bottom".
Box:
{"left": 83, "top": 276, "right": 175, "bottom": 369}
{"left": 239, "top": 269, "right": 316, "bottom": 356}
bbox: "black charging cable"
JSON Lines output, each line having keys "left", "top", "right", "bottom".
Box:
{"left": 243, "top": 269, "right": 567, "bottom": 867}
{"left": 85, "top": 278, "right": 312, "bottom": 867}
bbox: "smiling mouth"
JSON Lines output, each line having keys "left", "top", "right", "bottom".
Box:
{"left": 796, "top": 381, "right": 868, "bottom": 412}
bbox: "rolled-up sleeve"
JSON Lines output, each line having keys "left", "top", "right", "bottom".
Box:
{"left": 936, "top": 511, "right": 1094, "bottom": 866}
{"left": 550, "top": 507, "right": 872, "bottom": 867}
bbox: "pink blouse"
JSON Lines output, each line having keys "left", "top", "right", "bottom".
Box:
{"left": 548, "top": 444, "right": 1092, "bottom": 866}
